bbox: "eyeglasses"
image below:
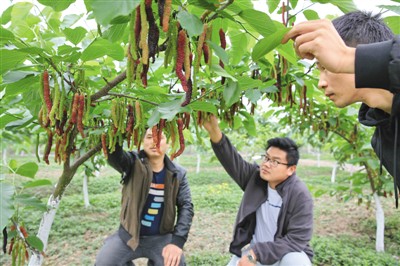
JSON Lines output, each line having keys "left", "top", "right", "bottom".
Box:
{"left": 260, "top": 155, "right": 290, "bottom": 168}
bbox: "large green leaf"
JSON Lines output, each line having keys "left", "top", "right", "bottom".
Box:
{"left": 14, "top": 194, "right": 47, "bottom": 211}
{"left": 0, "top": 182, "right": 14, "bottom": 230}
{"left": 267, "top": 0, "right": 280, "bottom": 13}
{"left": 207, "top": 40, "right": 229, "bottom": 66}
{"left": 252, "top": 26, "right": 290, "bottom": 61}
{"left": 103, "top": 24, "right": 127, "bottom": 43}
{"left": 91, "top": 0, "right": 140, "bottom": 25}
{"left": 15, "top": 162, "right": 38, "bottom": 178}
{"left": 81, "top": 38, "right": 124, "bottom": 61}
{"left": 38, "top": 0, "right": 76, "bottom": 11}
{"left": 384, "top": 16, "right": 400, "bottom": 34}
{"left": 238, "top": 9, "right": 276, "bottom": 37}
{"left": 210, "top": 64, "right": 237, "bottom": 81}
{"left": 240, "top": 111, "right": 256, "bottom": 136}
{"left": 229, "top": 31, "right": 248, "bottom": 66}
{"left": 0, "top": 26, "right": 15, "bottom": 41}
{"left": 23, "top": 179, "right": 53, "bottom": 189}
{"left": 0, "top": 49, "right": 26, "bottom": 75}
{"left": 3, "top": 74, "right": 38, "bottom": 97}
{"left": 313, "top": 0, "right": 357, "bottom": 13}
{"left": 186, "top": 100, "right": 217, "bottom": 114}
{"left": 63, "top": 26, "right": 87, "bottom": 45}
{"left": 27, "top": 235, "right": 44, "bottom": 252}
{"left": 237, "top": 76, "right": 262, "bottom": 91}
{"left": 303, "top": 10, "right": 320, "bottom": 21}
{"left": 223, "top": 80, "right": 241, "bottom": 108}
{"left": 177, "top": 10, "right": 203, "bottom": 38}
{"left": 378, "top": 5, "right": 400, "bottom": 15}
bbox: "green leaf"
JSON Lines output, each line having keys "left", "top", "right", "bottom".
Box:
{"left": 63, "top": 26, "right": 87, "bottom": 45}
{"left": 0, "top": 5, "right": 13, "bottom": 25}
{"left": 15, "top": 162, "right": 38, "bottom": 178}
{"left": 23, "top": 179, "right": 53, "bottom": 189}
{"left": 267, "top": 0, "right": 280, "bottom": 13}
{"left": 81, "top": 38, "right": 124, "bottom": 61}
{"left": 384, "top": 16, "right": 400, "bottom": 34}
{"left": 378, "top": 5, "right": 400, "bottom": 15}
{"left": 237, "top": 76, "right": 262, "bottom": 91}
{"left": 0, "top": 182, "right": 14, "bottom": 230}
{"left": 177, "top": 10, "right": 203, "bottom": 38}
{"left": 103, "top": 24, "right": 127, "bottom": 43}
{"left": 303, "top": 10, "right": 320, "bottom": 21}
{"left": 0, "top": 49, "right": 26, "bottom": 75}
{"left": 61, "top": 14, "right": 83, "bottom": 28}
{"left": 229, "top": 31, "right": 248, "bottom": 66}
{"left": 91, "top": 0, "right": 140, "bottom": 25}
{"left": 314, "top": 0, "right": 357, "bottom": 13}
{"left": 27, "top": 235, "right": 44, "bottom": 252}
{"left": 252, "top": 26, "right": 290, "bottom": 61}
{"left": 38, "top": 0, "right": 76, "bottom": 12}
{"left": 276, "top": 41, "right": 297, "bottom": 65}
{"left": 223, "top": 80, "right": 240, "bottom": 108}
{"left": 0, "top": 26, "right": 15, "bottom": 41}
{"left": 238, "top": 9, "right": 276, "bottom": 37}
{"left": 240, "top": 111, "right": 256, "bottom": 136}
{"left": 207, "top": 40, "right": 229, "bottom": 66}
{"left": 210, "top": 64, "right": 237, "bottom": 81}
{"left": 186, "top": 101, "right": 217, "bottom": 114}
{"left": 245, "top": 88, "right": 262, "bottom": 103}
{"left": 14, "top": 194, "right": 47, "bottom": 211}
{"left": 3, "top": 74, "right": 38, "bottom": 97}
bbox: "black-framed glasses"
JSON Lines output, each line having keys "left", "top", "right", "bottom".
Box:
{"left": 260, "top": 155, "right": 290, "bottom": 168}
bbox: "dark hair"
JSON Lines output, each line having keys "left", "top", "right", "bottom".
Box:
{"left": 333, "top": 11, "right": 394, "bottom": 47}
{"left": 266, "top": 137, "right": 299, "bottom": 166}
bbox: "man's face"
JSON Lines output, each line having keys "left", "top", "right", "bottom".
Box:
{"left": 259, "top": 147, "right": 296, "bottom": 189}
{"left": 143, "top": 128, "right": 169, "bottom": 158}
{"left": 317, "top": 63, "right": 358, "bottom": 108}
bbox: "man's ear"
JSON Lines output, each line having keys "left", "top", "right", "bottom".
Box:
{"left": 288, "top": 165, "right": 297, "bottom": 176}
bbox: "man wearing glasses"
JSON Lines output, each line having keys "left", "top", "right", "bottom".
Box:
{"left": 203, "top": 115, "right": 313, "bottom": 266}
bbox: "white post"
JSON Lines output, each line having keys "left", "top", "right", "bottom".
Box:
{"left": 28, "top": 195, "right": 60, "bottom": 266}
{"left": 331, "top": 163, "right": 337, "bottom": 183}
{"left": 83, "top": 173, "right": 90, "bottom": 208}
{"left": 373, "top": 192, "right": 385, "bottom": 252}
{"left": 196, "top": 153, "right": 201, "bottom": 174}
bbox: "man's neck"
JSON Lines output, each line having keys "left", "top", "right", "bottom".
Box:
{"left": 150, "top": 157, "right": 165, "bottom": 173}
{"left": 358, "top": 88, "right": 393, "bottom": 114}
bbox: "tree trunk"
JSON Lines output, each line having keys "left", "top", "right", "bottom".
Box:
{"left": 28, "top": 195, "right": 60, "bottom": 266}
{"left": 373, "top": 192, "right": 385, "bottom": 252}
{"left": 196, "top": 153, "right": 201, "bottom": 174}
{"left": 83, "top": 173, "right": 91, "bottom": 208}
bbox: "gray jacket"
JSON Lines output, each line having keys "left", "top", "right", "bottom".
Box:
{"left": 211, "top": 134, "right": 313, "bottom": 265}
{"left": 108, "top": 145, "right": 194, "bottom": 250}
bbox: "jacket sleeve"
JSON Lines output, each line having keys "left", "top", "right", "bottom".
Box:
{"left": 171, "top": 168, "right": 194, "bottom": 249}
{"left": 252, "top": 186, "right": 314, "bottom": 265}
{"left": 107, "top": 143, "right": 135, "bottom": 178}
{"left": 211, "top": 134, "right": 259, "bottom": 190}
{"left": 355, "top": 37, "right": 400, "bottom": 91}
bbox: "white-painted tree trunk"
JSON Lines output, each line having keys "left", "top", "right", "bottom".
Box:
{"left": 196, "top": 153, "right": 201, "bottom": 174}
{"left": 2, "top": 148, "right": 7, "bottom": 165}
{"left": 373, "top": 192, "right": 385, "bottom": 252}
{"left": 316, "top": 149, "right": 321, "bottom": 168}
{"left": 331, "top": 163, "right": 337, "bottom": 183}
{"left": 83, "top": 173, "right": 90, "bottom": 208}
{"left": 28, "top": 195, "right": 60, "bottom": 266}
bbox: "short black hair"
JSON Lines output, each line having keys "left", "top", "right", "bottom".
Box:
{"left": 333, "top": 11, "right": 394, "bottom": 47}
{"left": 266, "top": 137, "right": 299, "bottom": 166}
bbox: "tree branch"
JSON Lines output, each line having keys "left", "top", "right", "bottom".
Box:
{"left": 71, "top": 143, "right": 102, "bottom": 171}
{"left": 91, "top": 71, "right": 127, "bottom": 102}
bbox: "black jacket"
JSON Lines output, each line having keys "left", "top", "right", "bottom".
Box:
{"left": 211, "top": 134, "right": 313, "bottom": 265}
{"left": 108, "top": 145, "right": 194, "bottom": 250}
{"left": 356, "top": 36, "right": 400, "bottom": 207}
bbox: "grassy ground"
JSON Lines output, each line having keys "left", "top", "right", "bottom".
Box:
{"left": 1, "top": 149, "right": 400, "bottom": 266}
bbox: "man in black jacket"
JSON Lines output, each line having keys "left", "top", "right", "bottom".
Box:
{"left": 203, "top": 114, "right": 313, "bottom": 266}
{"left": 282, "top": 11, "right": 400, "bottom": 208}
{"left": 95, "top": 128, "right": 194, "bottom": 266}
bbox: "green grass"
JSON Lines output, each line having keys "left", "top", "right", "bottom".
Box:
{"left": 1, "top": 151, "right": 400, "bottom": 266}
